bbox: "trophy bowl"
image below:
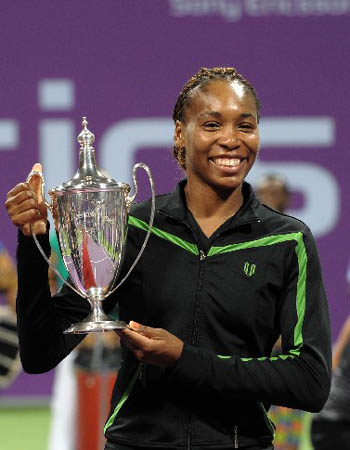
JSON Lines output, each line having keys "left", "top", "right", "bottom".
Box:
{"left": 28, "top": 117, "right": 155, "bottom": 334}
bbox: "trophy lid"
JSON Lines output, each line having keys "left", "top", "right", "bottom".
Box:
{"left": 52, "top": 117, "right": 129, "bottom": 194}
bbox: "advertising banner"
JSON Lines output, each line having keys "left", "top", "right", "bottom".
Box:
{"left": 0, "top": 0, "right": 349, "bottom": 401}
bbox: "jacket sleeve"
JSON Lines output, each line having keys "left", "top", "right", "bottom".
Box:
{"left": 16, "top": 228, "right": 89, "bottom": 373}
{"left": 171, "top": 227, "right": 332, "bottom": 413}
{"left": 16, "top": 221, "right": 142, "bottom": 374}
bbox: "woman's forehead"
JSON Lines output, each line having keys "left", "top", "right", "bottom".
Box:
{"left": 200, "top": 78, "right": 246, "bottom": 98}
{"left": 185, "top": 79, "right": 257, "bottom": 118}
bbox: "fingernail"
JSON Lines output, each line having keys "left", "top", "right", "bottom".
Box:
{"left": 129, "top": 320, "right": 140, "bottom": 330}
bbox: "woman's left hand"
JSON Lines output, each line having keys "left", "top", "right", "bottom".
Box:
{"left": 116, "top": 321, "right": 184, "bottom": 368}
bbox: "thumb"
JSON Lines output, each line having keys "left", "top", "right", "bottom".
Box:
{"left": 129, "top": 321, "right": 160, "bottom": 339}
{"left": 27, "top": 163, "right": 47, "bottom": 235}
{"left": 28, "top": 163, "right": 43, "bottom": 202}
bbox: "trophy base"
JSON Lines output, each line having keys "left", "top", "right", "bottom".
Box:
{"left": 64, "top": 319, "right": 127, "bottom": 334}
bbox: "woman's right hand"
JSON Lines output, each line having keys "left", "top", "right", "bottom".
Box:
{"left": 5, "top": 163, "right": 48, "bottom": 236}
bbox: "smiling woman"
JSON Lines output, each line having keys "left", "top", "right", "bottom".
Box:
{"left": 5, "top": 66, "right": 332, "bottom": 450}
{"left": 172, "top": 67, "right": 260, "bottom": 168}
{"left": 173, "top": 70, "right": 260, "bottom": 237}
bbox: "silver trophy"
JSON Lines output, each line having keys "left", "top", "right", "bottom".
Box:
{"left": 27, "top": 117, "right": 155, "bottom": 334}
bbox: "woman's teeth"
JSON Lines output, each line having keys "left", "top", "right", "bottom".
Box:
{"left": 212, "top": 157, "right": 241, "bottom": 167}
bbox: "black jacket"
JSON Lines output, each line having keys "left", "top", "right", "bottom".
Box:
{"left": 16, "top": 181, "right": 332, "bottom": 449}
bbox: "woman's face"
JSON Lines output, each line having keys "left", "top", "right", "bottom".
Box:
{"left": 175, "top": 80, "right": 260, "bottom": 192}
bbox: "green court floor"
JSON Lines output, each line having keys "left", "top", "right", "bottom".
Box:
{"left": 0, "top": 406, "right": 51, "bottom": 450}
{"left": 0, "top": 406, "right": 313, "bottom": 450}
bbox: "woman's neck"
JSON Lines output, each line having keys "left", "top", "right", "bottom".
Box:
{"left": 184, "top": 179, "right": 244, "bottom": 237}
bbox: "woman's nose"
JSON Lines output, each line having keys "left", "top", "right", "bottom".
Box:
{"left": 218, "top": 128, "right": 240, "bottom": 150}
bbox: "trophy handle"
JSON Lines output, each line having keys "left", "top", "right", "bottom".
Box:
{"left": 26, "top": 170, "right": 82, "bottom": 297}
{"left": 108, "top": 162, "right": 156, "bottom": 295}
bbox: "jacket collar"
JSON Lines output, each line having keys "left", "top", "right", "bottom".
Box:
{"left": 158, "top": 179, "right": 188, "bottom": 222}
{"left": 159, "top": 179, "right": 261, "bottom": 228}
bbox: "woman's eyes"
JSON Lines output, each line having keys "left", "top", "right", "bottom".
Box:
{"left": 238, "top": 123, "right": 255, "bottom": 131}
{"left": 202, "top": 122, "right": 255, "bottom": 131}
{"left": 203, "top": 122, "right": 220, "bottom": 129}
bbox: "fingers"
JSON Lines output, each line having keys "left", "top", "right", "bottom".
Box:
{"left": 129, "top": 321, "right": 163, "bottom": 339}
{"left": 8, "top": 192, "right": 36, "bottom": 216}
{"left": 6, "top": 182, "right": 30, "bottom": 199}
{"left": 122, "top": 327, "right": 153, "bottom": 349}
{"left": 117, "top": 321, "right": 184, "bottom": 368}
{"left": 117, "top": 324, "right": 152, "bottom": 354}
{"left": 5, "top": 165, "right": 48, "bottom": 235}
{"left": 21, "top": 224, "right": 32, "bottom": 237}
{"left": 6, "top": 186, "right": 40, "bottom": 226}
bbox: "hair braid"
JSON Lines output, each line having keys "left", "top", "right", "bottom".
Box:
{"left": 172, "top": 67, "right": 261, "bottom": 169}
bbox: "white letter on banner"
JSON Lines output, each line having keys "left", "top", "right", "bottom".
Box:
{"left": 0, "top": 120, "right": 19, "bottom": 150}
{"left": 100, "top": 118, "right": 174, "bottom": 186}
{"left": 38, "top": 79, "right": 75, "bottom": 198}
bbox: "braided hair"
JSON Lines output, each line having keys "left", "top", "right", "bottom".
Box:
{"left": 172, "top": 67, "right": 261, "bottom": 169}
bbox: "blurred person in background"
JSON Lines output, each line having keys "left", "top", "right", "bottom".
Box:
{"left": 0, "top": 241, "right": 17, "bottom": 311}
{"left": 0, "top": 241, "right": 20, "bottom": 388}
{"left": 255, "top": 174, "right": 290, "bottom": 215}
{"left": 310, "top": 314, "right": 350, "bottom": 449}
{"left": 256, "top": 175, "right": 306, "bottom": 450}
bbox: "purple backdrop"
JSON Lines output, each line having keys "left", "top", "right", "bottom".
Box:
{"left": 1, "top": 1, "right": 349, "bottom": 401}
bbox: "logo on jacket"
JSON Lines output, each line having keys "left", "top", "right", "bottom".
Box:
{"left": 244, "top": 261, "right": 256, "bottom": 277}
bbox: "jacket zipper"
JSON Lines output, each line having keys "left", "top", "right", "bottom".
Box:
{"left": 191, "top": 249, "right": 206, "bottom": 344}
{"left": 159, "top": 210, "right": 204, "bottom": 450}
{"left": 186, "top": 249, "right": 207, "bottom": 449}
{"left": 234, "top": 425, "right": 238, "bottom": 448}
{"left": 187, "top": 422, "right": 191, "bottom": 450}
{"left": 138, "top": 362, "right": 144, "bottom": 380}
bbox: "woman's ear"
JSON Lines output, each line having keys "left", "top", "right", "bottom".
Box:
{"left": 174, "top": 120, "right": 185, "bottom": 149}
